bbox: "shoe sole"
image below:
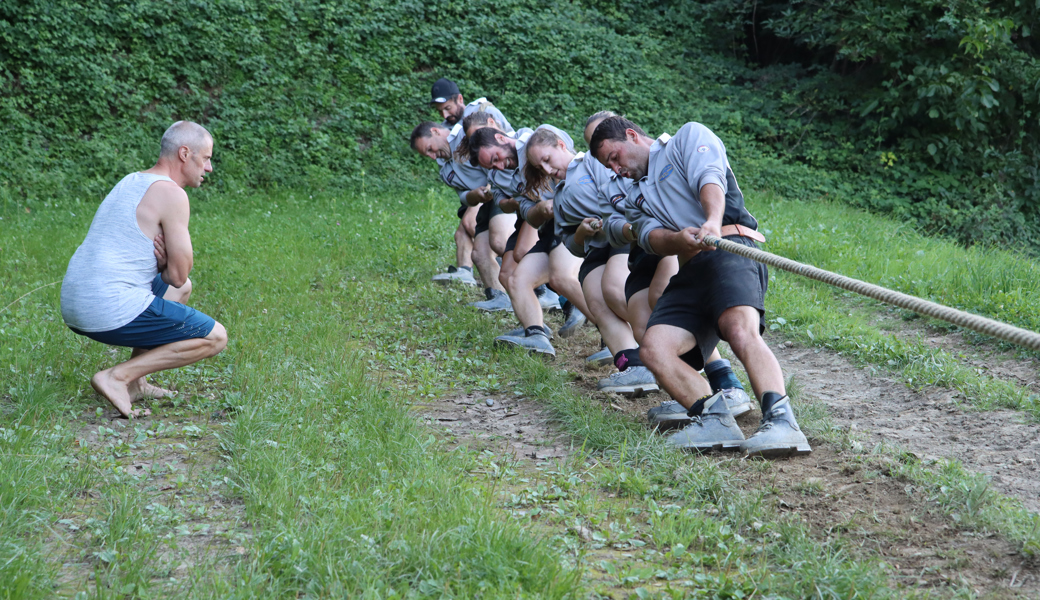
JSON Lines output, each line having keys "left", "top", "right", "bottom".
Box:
{"left": 727, "top": 401, "right": 754, "bottom": 418}
{"left": 649, "top": 415, "right": 692, "bottom": 431}
{"left": 434, "top": 278, "right": 479, "bottom": 286}
{"left": 674, "top": 440, "right": 744, "bottom": 453}
{"left": 742, "top": 442, "right": 813, "bottom": 459}
{"left": 493, "top": 338, "right": 556, "bottom": 358}
{"left": 473, "top": 305, "right": 514, "bottom": 312}
{"left": 598, "top": 384, "right": 660, "bottom": 398}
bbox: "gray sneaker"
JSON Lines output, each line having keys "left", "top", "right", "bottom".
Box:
{"left": 559, "top": 304, "right": 587, "bottom": 337}
{"left": 502, "top": 325, "right": 553, "bottom": 339}
{"left": 469, "top": 289, "right": 513, "bottom": 312}
{"left": 667, "top": 392, "right": 745, "bottom": 452}
{"left": 537, "top": 288, "right": 561, "bottom": 312}
{"left": 494, "top": 330, "right": 556, "bottom": 357}
{"left": 596, "top": 366, "right": 659, "bottom": 397}
{"left": 585, "top": 347, "right": 612, "bottom": 367}
{"left": 721, "top": 388, "right": 753, "bottom": 417}
{"left": 432, "top": 266, "right": 478, "bottom": 286}
{"left": 647, "top": 400, "right": 691, "bottom": 430}
{"left": 740, "top": 396, "right": 812, "bottom": 458}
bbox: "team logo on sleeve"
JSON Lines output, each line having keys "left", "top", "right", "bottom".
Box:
{"left": 697, "top": 145, "right": 709, "bottom": 153}
{"left": 634, "top": 194, "right": 645, "bottom": 208}
{"left": 658, "top": 164, "right": 674, "bottom": 182}
{"left": 577, "top": 176, "right": 593, "bottom": 185}
{"left": 609, "top": 193, "right": 625, "bottom": 208}
{"left": 516, "top": 182, "right": 526, "bottom": 194}
{"left": 446, "top": 171, "right": 456, "bottom": 184}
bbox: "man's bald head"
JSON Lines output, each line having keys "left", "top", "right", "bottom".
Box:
{"left": 159, "top": 121, "right": 212, "bottom": 161}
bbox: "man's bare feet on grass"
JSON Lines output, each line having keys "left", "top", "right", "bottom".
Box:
{"left": 91, "top": 370, "right": 152, "bottom": 419}
{"left": 129, "top": 377, "right": 174, "bottom": 402}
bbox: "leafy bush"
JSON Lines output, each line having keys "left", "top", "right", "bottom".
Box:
{"left": 2, "top": 0, "right": 1038, "bottom": 249}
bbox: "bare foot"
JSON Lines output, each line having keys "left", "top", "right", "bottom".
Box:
{"left": 91, "top": 370, "right": 134, "bottom": 417}
{"left": 129, "top": 377, "right": 174, "bottom": 402}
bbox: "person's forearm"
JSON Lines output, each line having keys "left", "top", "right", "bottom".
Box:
{"left": 647, "top": 229, "right": 686, "bottom": 256}
{"left": 525, "top": 202, "right": 551, "bottom": 228}
{"left": 700, "top": 183, "right": 725, "bottom": 230}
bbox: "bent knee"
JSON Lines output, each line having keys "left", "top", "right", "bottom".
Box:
{"left": 206, "top": 322, "right": 228, "bottom": 355}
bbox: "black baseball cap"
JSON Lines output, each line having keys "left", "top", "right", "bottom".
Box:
{"left": 430, "top": 78, "right": 461, "bottom": 104}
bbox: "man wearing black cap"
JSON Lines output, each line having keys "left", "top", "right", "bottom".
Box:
{"left": 425, "top": 78, "right": 514, "bottom": 285}
{"left": 430, "top": 78, "right": 511, "bottom": 132}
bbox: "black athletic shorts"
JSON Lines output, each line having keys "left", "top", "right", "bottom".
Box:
{"left": 578, "top": 244, "right": 630, "bottom": 286}
{"left": 527, "top": 217, "right": 560, "bottom": 255}
{"left": 474, "top": 201, "right": 505, "bottom": 236}
{"left": 645, "top": 235, "right": 768, "bottom": 371}
{"left": 625, "top": 244, "right": 664, "bottom": 302}
{"left": 457, "top": 203, "right": 468, "bottom": 219}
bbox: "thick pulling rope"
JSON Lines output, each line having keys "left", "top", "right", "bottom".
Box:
{"left": 703, "top": 235, "right": 1040, "bottom": 352}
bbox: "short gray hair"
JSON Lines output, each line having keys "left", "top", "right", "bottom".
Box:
{"left": 159, "top": 121, "right": 212, "bottom": 159}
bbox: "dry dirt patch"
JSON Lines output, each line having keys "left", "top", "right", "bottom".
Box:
{"left": 775, "top": 342, "right": 1040, "bottom": 515}
{"left": 51, "top": 401, "right": 248, "bottom": 593}
{"left": 414, "top": 315, "right": 1040, "bottom": 596}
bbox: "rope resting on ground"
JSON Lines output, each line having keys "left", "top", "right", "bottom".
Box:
{"left": 703, "top": 235, "right": 1040, "bottom": 353}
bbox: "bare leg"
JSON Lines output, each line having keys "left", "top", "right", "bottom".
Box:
{"left": 640, "top": 324, "right": 712, "bottom": 409}
{"left": 506, "top": 252, "right": 550, "bottom": 328}
{"left": 718, "top": 306, "right": 784, "bottom": 398}
{"left": 472, "top": 231, "right": 503, "bottom": 291}
{"left": 92, "top": 323, "right": 228, "bottom": 417}
{"left": 602, "top": 253, "right": 630, "bottom": 323}
{"left": 548, "top": 244, "right": 593, "bottom": 323}
{"left": 648, "top": 256, "right": 678, "bottom": 310}
{"left": 489, "top": 213, "right": 516, "bottom": 257}
{"left": 127, "top": 277, "right": 196, "bottom": 401}
{"left": 582, "top": 265, "right": 636, "bottom": 355}
{"left": 513, "top": 222, "right": 539, "bottom": 263}
{"left": 455, "top": 218, "right": 475, "bottom": 269}
{"left": 627, "top": 289, "right": 652, "bottom": 345}
{"left": 499, "top": 250, "right": 517, "bottom": 292}
{"left": 127, "top": 348, "right": 174, "bottom": 401}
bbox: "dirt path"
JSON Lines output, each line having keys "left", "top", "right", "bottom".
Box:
{"left": 51, "top": 402, "right": 248, "bottom": 594}
{"left": 774, "top": 341, "right": 1040, "bottom": 515}
{"left": 416, "top": 316, "right": 1040, "bottom": 597}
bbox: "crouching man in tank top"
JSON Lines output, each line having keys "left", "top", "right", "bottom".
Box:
{"left": 60, "top": 121, "right": 228, "bottom": 418}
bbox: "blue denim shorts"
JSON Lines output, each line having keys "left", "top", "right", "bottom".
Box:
{"left": 69, "top": 274, "right": 216, "bottom": 350}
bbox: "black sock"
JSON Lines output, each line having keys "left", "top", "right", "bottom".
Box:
{"left": 525, "top": 325, "right": 549, "bottom": 337}
{"left": 613, "top": 348, "right": 643, "bottom": 371}
{"left": 704, "top": 359, "right": 744, "bottom": 393}
{"left": 535, "top": 284, "right": 548, "bottom": 297}
{"left": 761, "top": 391, "right": 785, "bottom": 414}
{"left": 687, "top": 394, "right": 713, "bottom": 417}
{"left": 484, "top": 287, "right": 494, "bottom": 300}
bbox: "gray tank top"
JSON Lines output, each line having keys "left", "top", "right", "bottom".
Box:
{"left": 61, "top": 172, "right": 174, "bottom": 332}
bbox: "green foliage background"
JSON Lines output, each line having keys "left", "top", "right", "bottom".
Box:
{"left": 2, "top": 0, "right": 1038, "bottom": 248}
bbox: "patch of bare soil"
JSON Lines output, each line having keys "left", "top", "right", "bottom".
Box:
{"left": 52, "top": 400, "right": 248, "bottom": 593}
{"left": 774, "top": 342, "right": 1040, "bottom": 515}
{"left": 414, "top": 391, "right": 571, "bottom": 462}
{"left": 732, "top": 446, "right": 1039, "bottom": 596}
{"left": 418, "top": 312, "right": 1039, "bottom": 597}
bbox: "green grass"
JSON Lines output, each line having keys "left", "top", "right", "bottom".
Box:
{"left": 750, "top": 193, "right": 1040, "bottom": 418}
{"left": 3, "top": 182, "right": 1040, "bottom": 597}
